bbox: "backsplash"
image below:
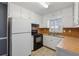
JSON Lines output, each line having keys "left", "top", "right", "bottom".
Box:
{"left": 63, "top": 27, "right": 79, "bottom": 37}
{"left": 38, "top": 28, "right": 49, "bottom": 35}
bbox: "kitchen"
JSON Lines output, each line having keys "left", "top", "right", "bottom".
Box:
{"left": 0, "top": 2, "right": 79, "bottom": 56}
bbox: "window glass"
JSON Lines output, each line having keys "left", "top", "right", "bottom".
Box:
{"left": 48, "top": 18, "right": 62, "bottom": 32}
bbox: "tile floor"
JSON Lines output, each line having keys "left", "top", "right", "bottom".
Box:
{"left": 32, "top": 47, "right": 56, "bottom": 56}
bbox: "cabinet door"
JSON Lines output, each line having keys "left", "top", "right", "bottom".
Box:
{"left": 52, "top": 37, "right": 61, "bottom": 49}
{"left": 43, "top": 36, "right": 47, "bottom": 46}
{"left": 43, "top": 36, "right": 49, "bottom": 46}
{"left": 62, "top": 7, "right": 73, "bottom": 27}
{"left": 12, "top": 4, "right": 21, "bottom": 17}
{"left": 43, "top": 36, "right": 52, "bottom": 48}
{"left": 8, "top": 3, "right": 14, "bottom": 17}
{"left": 48, "top": 37, "right": 54, "bottom": 49}
{"left": 47, "top": 37, "right": 52, "bottom": 48}
{"left": 8, "top": 3, "right": 21, "bottom": 17}
{"left": 47, "top": 37, "right": 61, "bottom": 50}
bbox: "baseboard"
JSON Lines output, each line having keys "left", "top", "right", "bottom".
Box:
{"left": 1, "top": 54, "right": 7, "bottom": 56}
{"left": 43, "top": 46, "right": 56, "bottom": 51}
{"left": 29, "top": 54, "right": 31, "bottom": 56}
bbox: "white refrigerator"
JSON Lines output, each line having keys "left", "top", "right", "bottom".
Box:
{"left": 8, "top": 17, "right": 32, "bottom": 56}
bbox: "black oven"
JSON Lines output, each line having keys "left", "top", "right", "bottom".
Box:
{"left": 31, "top": 24, "right": 43, "bottom": 51}
{"left": 33, "top": 34, "right": 43, "bottom": 50}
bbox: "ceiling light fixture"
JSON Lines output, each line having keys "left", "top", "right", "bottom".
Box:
{"left": 39, "top": 2, "right": 49, "bottom": 8}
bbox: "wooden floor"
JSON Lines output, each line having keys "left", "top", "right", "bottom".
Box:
{"left": 32, "top": 47, "right": 56, "bottom": 56}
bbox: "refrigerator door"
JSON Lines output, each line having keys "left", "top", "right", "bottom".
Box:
{"left": 12, "top": 17, "right": 31, "bottom": 33}
{"left": 25, "top": 33, "right": 32, "bottom": 55}
{"left": 12, "top": 33, "right": 32, "bottom": 56}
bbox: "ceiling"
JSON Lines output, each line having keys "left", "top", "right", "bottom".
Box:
{"left": 14, "top": 2, "right": 74, "bottom": 16}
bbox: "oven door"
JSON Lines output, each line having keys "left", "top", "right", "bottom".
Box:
{"left": 36, "top": 37, "right": 42, "bottom": 43}
{"left": 34, "top": 34, "right": 43, "bottom": 50}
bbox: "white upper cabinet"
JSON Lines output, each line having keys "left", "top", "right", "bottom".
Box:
{"left": 74, "top": 2, "right": 79, "bottom": 26}
{"left": 62, "top": 7, "right": 74, "bottom": 27}
{"left": 8, "top": 3, "right": 21, "bottom": 17}
{"left": 13, "top": 4, "right": 21, "bottom": 17}
{"left": 8, "top": 3, "right": 30, "bottom": 18}
{"left": 8, "top": 3, "right": 14, "bottom": 17}
{"left": 8, "top": 3, "right": 31, "bottom": 33}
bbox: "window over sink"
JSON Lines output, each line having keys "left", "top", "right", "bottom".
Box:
{"left": 48, "top": 18, "right": 63, "bottom": 33}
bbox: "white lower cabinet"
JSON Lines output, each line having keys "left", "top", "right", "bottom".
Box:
{"left": 43, "top": 36, "right": 49, "bottom": 47}
{"left": 43, "top": 36, "right": 61, "bottom": 50}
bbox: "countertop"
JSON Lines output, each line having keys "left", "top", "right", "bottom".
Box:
{"left": 43, "top": 34, "right": 64, "bottom": 38}
{"left": 57, "top": 36, "right": 79, "bottom": 54}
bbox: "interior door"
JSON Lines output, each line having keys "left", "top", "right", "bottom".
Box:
{"left": 0, "top": 3, "right": 7, "bottom": 55}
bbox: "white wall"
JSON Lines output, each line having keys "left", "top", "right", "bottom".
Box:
{"left": 42, "top": 6, "right": 74, "bottom": 28}
{"left": 8, "top": 2, "right": 42, "bottom": 26}
{"left": 8, "top": 3, "right": 74, "bottom": 28}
